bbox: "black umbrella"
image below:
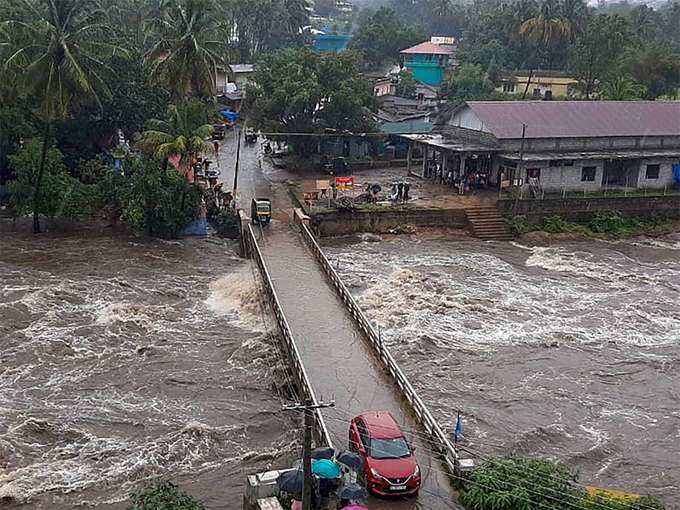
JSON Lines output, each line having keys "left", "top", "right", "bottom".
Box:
{"left": 335, "top": 451, "right": 364, "bottom": 472}
{"left": 337, "top": 483, "right": 369, "bottom": 501}
{"left": 276, "top": 469, "right": 304, "bottom": 494}
{"left": 311, "top": 446, "right": 335, "bottom": 460}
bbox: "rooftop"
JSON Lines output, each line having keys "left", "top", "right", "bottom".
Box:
{"left": 359, "top": 412, "right": 401, "bottom": 439}
{"left": 462, "top": 101, "right": 680, "bottom": 139}
{"left": 230, "top": 64, "right": 254, "bottom": 74}
{"left": 400, "top": 41, "right": 454, "bottom": 55}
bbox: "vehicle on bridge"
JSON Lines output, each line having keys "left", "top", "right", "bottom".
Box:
{"left": 349, "top": 412, "right": 421, "bottom": 497}
{"left": 251, "top": 198, "right": 272, "bottom": 225}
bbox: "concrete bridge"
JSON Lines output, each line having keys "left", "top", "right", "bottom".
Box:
{"left": 243, "top": 214, "right": 469, "bottom": 509}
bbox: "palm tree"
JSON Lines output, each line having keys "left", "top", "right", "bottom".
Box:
{"left": 601, "top": 76, "right": 647, "bottom": 100}
{"left": 2, "top": 0, "right": 120, "bottom": 233}
{"left": 519, "top": 0, "right": 573, "bottom": 97}
{"left": 136, "top": 100, "right": 213, "bottom": 179}
{"left": 146, "top": 0, "right": 228, "bottom": 99}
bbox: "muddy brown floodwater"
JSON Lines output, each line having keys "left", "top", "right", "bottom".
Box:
{"left": 323, "top": 233, "right": 680, "bottom": 507}
{"left": 0, "top": 229, "right": 299, "bottom": 509}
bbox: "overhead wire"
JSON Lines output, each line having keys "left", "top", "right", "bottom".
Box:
{"left": 319, "top": 408, "right": 664, "bottom": 510}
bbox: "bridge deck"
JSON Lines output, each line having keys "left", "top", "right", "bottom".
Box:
{"left": 259, "top": 224, "right": 460, "bottom": 509}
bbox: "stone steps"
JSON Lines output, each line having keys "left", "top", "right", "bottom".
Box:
{"left": 465, "top": 206, "right": 514, "bottom": 241}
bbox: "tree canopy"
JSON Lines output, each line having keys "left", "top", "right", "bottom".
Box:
{"left": 245, "top": 48, "right": 376, "bottom": 154}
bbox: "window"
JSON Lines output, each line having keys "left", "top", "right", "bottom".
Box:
{"left": 563, "top": 160, "right": 574, "bottom": 166}
{"left": 503, "top": 82, "right": 515, "bottom": 93}
{"left": 549, "top": 160, "right": 562, "bottom": 167}
{"left": 527, "top": 168, "right": 541, "bottom": 180}
{"left": 646, "top": 164, "right": 660, "bottom": 179}
{"left": 356, "top": 420, "right": 369, "bottom": 450}
{"left": 369, "top": 437, "right": 411, "bottom": 459}
{"left": 581, "top": 166, "right": 596, "bottom": 182}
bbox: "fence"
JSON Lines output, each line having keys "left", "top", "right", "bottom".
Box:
{"left": 243, "top": 223, "right": 333, "bottom": 448}
{"left": 297, "top": 222, "right": 464, "bottom": 479}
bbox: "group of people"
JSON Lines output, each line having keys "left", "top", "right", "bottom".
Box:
{"left": 424, "top": 160, "right": 490, "bottom": 195}
{"left": 389, "top": 181, "right": 411, "bottom": 203}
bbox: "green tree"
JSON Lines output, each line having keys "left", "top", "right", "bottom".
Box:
{"left": 245, "top": 48, "right": 376, "bottom": 155}
{"left": 136, "top": 99, "right": 214, "bottom": 177}
{"left": 622, "top": 45, "right": 680, "bottom": 99}
{"left": 569, "top": 14, "right": 631, "bottom": 98}
{"left": 118, "top": 156, "right": 202, "bottom": 238}
{"left": 146, "top": 0, "right": 228, "bottom": 99}
{"left": 2, "top": 0, "right": 120, "bottom": 232}
{"left": 442, "top": 63, "right": 498, "bottom": 104}
{"left": 600, "top": 75, "right": 647, "bottom": 100}
{"left": 128, "top": 480, "right": 205, "bottom": 510}
{"left": 520, "top": 0, "right": 575, "bottom": 76}
{"left": 7, "top": 139, "right": 94, "bottom": 222}
{"left": 350, "top": 7, "right": 426, "bottom": 68}
{"left": 395, "top": 69, "right": 418, "bottom": 98}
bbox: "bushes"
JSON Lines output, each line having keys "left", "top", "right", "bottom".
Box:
{"left": 509, "top": 211, "right": 672, "bottom": 237}
{"left": 461, "top": 456, "right": 666, "bottom": 510}
{"left": 128, "top": 480, "right": 205, "bottom": 510}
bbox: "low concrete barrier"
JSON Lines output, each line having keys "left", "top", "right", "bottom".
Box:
{"left": 243, "top": 224, "right": 333, "bottom": 448}
{"left": 296, "top": 220, "right": 471, "bottom": 483}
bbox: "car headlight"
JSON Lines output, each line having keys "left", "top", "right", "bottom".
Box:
{"left": 370, "top": 468, "right": 381, "bottom": 478}
{"left": 413, "top": 465, "right": 420, "bottom": 476}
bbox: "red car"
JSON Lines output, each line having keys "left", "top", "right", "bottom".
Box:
{"left": 349, "top": 411, "right": 421, "bottom": 497}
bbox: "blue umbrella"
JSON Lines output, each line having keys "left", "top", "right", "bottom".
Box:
{"left": 277, "top": 469, "right": 304, "bottom": 493}
{"left": 335, "top": 451, "right": 364, "bottom": 472}
{"left": 312, "top": 458, "right": 341, "bottom": 479}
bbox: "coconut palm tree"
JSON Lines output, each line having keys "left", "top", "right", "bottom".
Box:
{"left": 146, "top": 0, "right": 229, "bottom": 99}
{"left": 519, "top": 0, "right": 573, "bottom": 96}
{"left": 2, "top": 0, "right": 120, "bottom": 233}
{"left": 136, "top": 99, "right": 213, "bottom": 179}
{"left": 601, "top": 76, "right": 647, "bottom": 100}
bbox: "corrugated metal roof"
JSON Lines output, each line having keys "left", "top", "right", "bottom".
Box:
{"left": 380, "top": 121, "right": 433, "bottom": 134}
{"left": 465, "top": 101, "right": 680, "bottom": 139}
{"left": 400, "top": 42, "right": 453, "bottom": 55}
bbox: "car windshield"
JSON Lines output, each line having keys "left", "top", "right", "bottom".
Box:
{"left": 369, "top": 437, "right": 410, "bottom": 459}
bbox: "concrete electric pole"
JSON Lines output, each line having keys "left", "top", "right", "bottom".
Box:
{"left": 283, "top": 399, "right": 335, "bottom": 510}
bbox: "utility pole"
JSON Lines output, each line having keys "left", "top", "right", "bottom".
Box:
{"left": 233, "top": 125, "right": 242, "bottom": 201}
{"left": 283, "top": 399, "right": 335, "bottom": 510}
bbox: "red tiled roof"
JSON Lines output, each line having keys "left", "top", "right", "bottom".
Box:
{"left": 400, "top": 42, "right": 453, "bottom": 55}
{"left": 465, "top": 101, "right": 680, "bottom": 139}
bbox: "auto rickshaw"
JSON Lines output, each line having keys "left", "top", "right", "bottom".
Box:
{"left": 251, "top": 198, "right": 272, "bottom": 225}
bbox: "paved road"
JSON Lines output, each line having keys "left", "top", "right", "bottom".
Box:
{"left": 220, "top": 130, "right": 462, "bottom": 508}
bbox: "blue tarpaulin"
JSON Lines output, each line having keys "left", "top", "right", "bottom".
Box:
{"left": 673, "top": 164, "right": 680, "bottom": 184}
{"left": 180, "top": 218, "right": 208, "bottom": 236}
{"left": 220, "top": 110, "right": 239, "bottom": 123}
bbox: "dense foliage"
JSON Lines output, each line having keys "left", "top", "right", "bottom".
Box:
{"left": 461, "top": 456, "right": 666, "bottom": 510}
{"left": 350, "top": 7, "right": 426, "bottom": 68}
{"left": 128, "top": 480, "right": 205, "bottom": 510}
{"left": 354, "top": 0, "right": 680, "bottom": 101}
{"left": 245, "top": 48, "right": 376, "bottom": 155}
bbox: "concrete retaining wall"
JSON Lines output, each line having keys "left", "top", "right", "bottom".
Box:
{"left": 498, "top": 195, "right": 680, "bottom": 224}
{"left": 312, "top": 208, "right": 468, "bottom": 237}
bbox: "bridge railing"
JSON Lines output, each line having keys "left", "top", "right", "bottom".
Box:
{"left": 298, "top": 223, "right": 462, "bottom": 478}
{"left": 243, "top": 223, "right": 333, "bottom": 448}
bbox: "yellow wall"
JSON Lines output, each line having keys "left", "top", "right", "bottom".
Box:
{"left": 497, "top": 74, "right": 578, "bottom": 97}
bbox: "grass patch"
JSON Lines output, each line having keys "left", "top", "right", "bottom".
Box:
{"left": 509, "top": 211, "right": 678, "bottom": 237}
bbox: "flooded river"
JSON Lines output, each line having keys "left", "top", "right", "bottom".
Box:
{"left": 323, "top": 233, "right": 680, "bottom": 506}
{"left": 0, "top": 230, "right": 298, "bottom": 509}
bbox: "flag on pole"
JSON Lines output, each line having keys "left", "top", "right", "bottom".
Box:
{"left": 454, "top": 412, "right": 463, "bottom": 444}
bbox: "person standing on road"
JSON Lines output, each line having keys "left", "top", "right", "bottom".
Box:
{"left": 213, "top": 140, "right": 219, "bottom": 156}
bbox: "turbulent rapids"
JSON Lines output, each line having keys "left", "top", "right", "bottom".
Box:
{"left": 0, "top": 231, "right": 298, "bottom": 509}
{"left": 323, "top": 233, "right": 680, "bottom": 506}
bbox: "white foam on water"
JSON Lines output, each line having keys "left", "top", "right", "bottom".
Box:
{"left": 204, "top": 266, "right": 268, "bottom": 333}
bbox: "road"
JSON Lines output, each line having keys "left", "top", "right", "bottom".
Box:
{"left": 217, "top": 129, "right": 462, "bottom": 509}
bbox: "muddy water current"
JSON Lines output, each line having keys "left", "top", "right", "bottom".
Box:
{"left": 323, "top": 234, "right": 680, "bottom": 506}
{"left": 0, "top": 230, "right": 298, "bottom": 509}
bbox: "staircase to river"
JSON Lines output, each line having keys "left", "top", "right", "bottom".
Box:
{"left": 465, "top": 205, "right": 514, "bottom": 241}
